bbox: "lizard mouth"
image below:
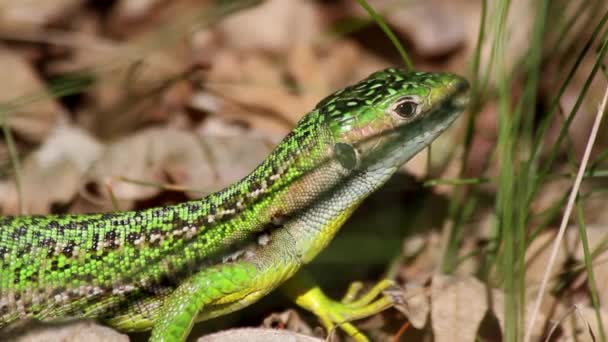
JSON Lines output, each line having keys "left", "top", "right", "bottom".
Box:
{"left": 445, "top": 76, "right": 470, "bottom": 111}
{"left": 424, "top": 76, "right": 469, "bottom": 129}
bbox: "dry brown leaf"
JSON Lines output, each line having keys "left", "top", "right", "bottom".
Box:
{"left": 197, "top": 328, "right": 322, "bottom": 342}
{"left": 559, "top": 305, "right": 608, "bottom": 341}
{"left": 505, "top": 226, "right": 608, "bottom": 340}
{"left": 489, "top": 288, "right": 546, "bottom": 341}
{"left": 66, "top": 45, "right": 188, "bottom": 132}
{"left": 431, "top": 274, "right": 488, "bottom": 342}
{"left": 285, "top": 43, "right": 330, "bottom": 113}
{"left": 348, "top": 0, "right": 475, "bottom": 57}
{"left": 525, "top": 227, "right": 608, "bottom": 295}
{"left": 111, "top": 0, "right": 168, "bottom": 25}
{"left": 566, "top": 226, "right": 608, "bottom": 309}
{"left": 400, "top": 232, "right": 441, "bottom": 285}
{"left": 430, "top": 275, "right": 551, "bottom": 341}
{"left": 347, "top": 0, "right": 530, "bottom": 84}
{"left": 0, "top": 144, "right": 8, "bottom": 172}
{"left": 0, "top": 125, "right": 102, "bottom": 215}
{"left": 85, "top": 128, "right": 213, "bottom": 202}
{"left": 219, "top": 0, "right": 321, "bottom": 53}
{"left": 289, "top": 40, "right": 364, "bottom": 94}
{"left": 109, "top": 0, "right": 243, "bottom": 42}
{"left": 5, "top": 320, "right": 128, "bottom": 342}
{"left": 204, "top": 49, "right": 305, "bottom": 128}
{"left": 480, "top": 1, "right": 534, "bottom": 86}
{"left": 203, "top": 40, "right": 380, "bottom": 135}
{"left": 190, "top": 136, "right": 273, "bottom": 193}
{"left": 0, "top": 0, "right": 83, "bottom": 27}
{"left": 550, "top": 59, "right": 608, "bottom": 158}
{"left": 398, "top": 283, "right": 430, "bottom": 329}
{"left": 0, "top": 48, "right": 67, "bottom": 142}
{"left": 83, "top": 126, "right": 274, "bottom": 206}
{"left": 42, "top": 9, "right": 195, "bottom": 139}
{"left": 525, "top": 228, "right": 570, "bottom": 288}
{"left": 262, "top": 309, "right": 314, "bottom": 337}
{"left": 195, "top": 125, "right": 276, "bottom": 194}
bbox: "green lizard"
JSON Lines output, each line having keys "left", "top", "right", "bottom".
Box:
{"left": 0, "top": 68, "right": 469, "bottom": 341}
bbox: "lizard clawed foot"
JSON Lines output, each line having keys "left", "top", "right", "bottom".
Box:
{"left": 297, "top": 279, "right": 399, "bottom": 342}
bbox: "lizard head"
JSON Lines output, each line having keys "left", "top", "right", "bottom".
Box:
{"left": 316, "top": 68, "right": 469, "bottom": 174}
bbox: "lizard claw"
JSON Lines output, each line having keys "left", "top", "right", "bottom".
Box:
{"left": 304, "top": 279, "right": 398, "bottom": 342}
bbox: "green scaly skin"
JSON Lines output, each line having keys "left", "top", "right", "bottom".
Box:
{"left": 0, "top": 68, "right": 469, "bottom": 341}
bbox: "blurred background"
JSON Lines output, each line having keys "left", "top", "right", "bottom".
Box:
{"left": 0, "top": 0, "right": 608, "bottom": 341}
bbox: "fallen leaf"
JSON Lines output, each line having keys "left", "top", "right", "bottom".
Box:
{"left": 349, "top": 0, "right": 473, "bottom": 57}
{"left": 84, "top": 127, "right": 213, "bottom": 202}
{"left": 4, "top": 320, "right": 128, "bottom": 342}
{"left": 110, "top": 0, "right": 168, "bottom": 28}
{"left": 262, "top": 309, "right": 314, "bottom": 336}
{"left": 0, "top": 0, "right": 84, "bottom": 27}
{"left": 0, "top": 48, "right": 67, "bottom": 142}
{"left": 431, "top": 274, "right": 488, "bottom": 342}
{"left": 197, "top": 327, "right": 322, "bottom": 342}
{"left": 395, "top": 283, "right": 430, "bottom": 329}
{"left": 82, "top": 126, "right": 275, "bottom": 206}
{"left": 0, "top": 124, "right": 102, "bottom": 215}
{"left": 561, "top": 305, "right": 608, "bottom": 341}
{"left": 219, "top": 0, "right": 321, "bottom": 53}
{"left": 489, "top": 287, "right": 547, "bottom": 341}
{"left": 525, "top": 226, "right": 608, "bottom": 299}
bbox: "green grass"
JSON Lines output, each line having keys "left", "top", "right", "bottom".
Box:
{"left": 425, "top": 0, "right": 608, "bottom": 340}
{"left": 355, "top": 0, "right": 413, "bottom": 70}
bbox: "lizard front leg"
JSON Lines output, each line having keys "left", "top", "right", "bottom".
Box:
{"left": 149, "top": 250, "right": 301, "bottom": 342}
{"left": 282, "top": 272, "right": 398, "bottom": 342}
{"left": 150, "top": 263, "right": 259, "bottom": 342}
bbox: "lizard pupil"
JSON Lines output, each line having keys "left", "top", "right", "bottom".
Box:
{"left": 395, "top": 101, "right": 418, "bottom": 118}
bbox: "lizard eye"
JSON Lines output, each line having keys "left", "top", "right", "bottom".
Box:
{"left": 390, "top": 96, "right": 421, "bottom": 119}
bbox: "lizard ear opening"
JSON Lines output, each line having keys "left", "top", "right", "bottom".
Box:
{"left": 333, "top": 142, "right": 360, "bottom": 170}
